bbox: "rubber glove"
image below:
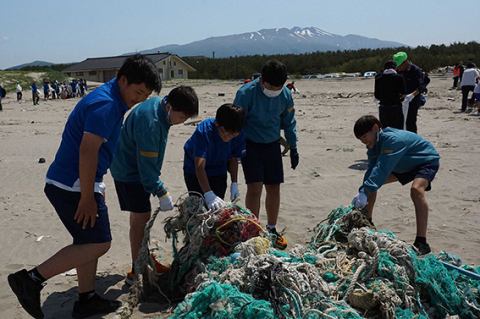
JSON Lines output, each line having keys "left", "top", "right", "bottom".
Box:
{"left": 204, "top": 191, "right": 225, "bottom": 210}
{"left": 158, "top": 193, "right": 174, "bottom": 211}
{"left": 230, "top": 182, "right": 240, "bottom": 201}
{"left": 290, "top": 148, "right": 299, "bottom": 170}
{"left": 351, "top": 192, "right": 368, "bottom": 209}
{"left": 405, "top": 94, "right": 414, "bottom": 103}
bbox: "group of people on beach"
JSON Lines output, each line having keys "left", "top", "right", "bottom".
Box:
{"left": 453, "top": 61, "right": 480, "bottom": 113}
{"left": 28, "top": 79, "right": 89, "bottom": 104}
{"left": 8, "top": 53, "right": 441, "bottom": 318}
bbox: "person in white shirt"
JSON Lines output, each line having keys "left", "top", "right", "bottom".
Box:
{"left": 460, "top": 62, "right": 480, "bottom": 112}
{"left": 16, "top": 81, "right": 23, "bottom": 101}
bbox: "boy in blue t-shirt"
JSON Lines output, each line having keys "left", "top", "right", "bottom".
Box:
{"left": 8, "top": 54, "right": 162, "bottom": 319}
{"left": 183, "top": 103, "right": 246, "bottom": 210}
{"left": 351, "top": 115, "right": 440, "bottom": 255}
{"left": 110, "top": 86, "right": 199, "bottom": 285}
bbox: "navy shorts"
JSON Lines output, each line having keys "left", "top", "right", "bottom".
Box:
{"left": 241, "top": 140, "right": 284, "bottom": 185}
{"left": 44, "top": 183, "right": 112, "bottom": 245}
{"left": 114, "top": 180, "right": 151, "bottom": 213}
{"left": 392, "top": 163, "right": 439, "bottom": 191}
{"left": 184, "top": 172, "right": 227, "bottom": 199}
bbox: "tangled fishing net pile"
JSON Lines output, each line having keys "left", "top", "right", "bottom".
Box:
{"left": 117, "top": 196, "right": 480, "bottom": 319}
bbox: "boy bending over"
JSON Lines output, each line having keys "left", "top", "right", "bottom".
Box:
{"left": 183, "top": 103, "right": 246, "bottom": 209}
{"left": 351, "top": 115, "right": 440, "bottom": 255}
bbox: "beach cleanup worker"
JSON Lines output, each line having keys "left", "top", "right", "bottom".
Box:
{"left": 374, "top": 60, "right": 412, "bottom": 130}
{"left": 183, "top": 103, "right": 246, "bottom": 210}
{"left": 16, "top": 81, "right": 23, "bottom": 101}
{"left": 31, "top": 79, "right": 39, "bottom": 105}
{"left": 351, "top": 115, "right": 440, "bottom": 255}
{"left": 233, "top": 59, "right": 299, "bottom": 250}
{"left": 8, "top": 54, "right": 161, "bottom": 319}
{"left": 393, "top": 52, "right": 427, "bottom": 134}
{"left": 459, "top": 62, "right": 479, "bottom": 112}
{"left": 0, "top": 83, "right": 3, "bottom": 111}
{"left": 110, "top": 86, "right": 199, "bottom": 286}
{"left": 452, "top": 62, "right": 461, "bottom": 89}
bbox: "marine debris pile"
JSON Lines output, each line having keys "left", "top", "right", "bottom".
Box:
{"left": 120, "top": 196, "right": 480, "bottom": 319}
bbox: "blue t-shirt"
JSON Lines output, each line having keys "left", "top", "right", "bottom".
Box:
{"left": 233, "top": 78, "right": 298, "bottom": 148}
{"left": 31, "top": 83, "right": 38, "bottom": 93}
{"left": 43, "top": 83, "right": 49, "bottom": 92}
{"left": 46, "top": 78, "right": 128, "bottom": 186}
{"left": 183, "top": 118, "right": 246, "bottom": 176}
{"left": 110, "top": 97, "right": 171, "bottom": 197}
{"left": 361, "top": 128, "right": 440, "bottom": 196}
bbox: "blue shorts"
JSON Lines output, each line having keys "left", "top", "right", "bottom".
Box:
{"left": 184, "top": 172, "right": 227, "bottom": 199}
{"left": 392, "top": 163, "right": 439, "bottom": 191}
{"left": 114, "top": 180, "right": 151, "bottom": 213}
{"left": 44, "top": 183, "right": 112, "bottom": 245}
{"left": 474, "top": 93, "right": 480, "bottom": 102}
{"left": 241, "top": 140, "right": 284, "bottom": 185}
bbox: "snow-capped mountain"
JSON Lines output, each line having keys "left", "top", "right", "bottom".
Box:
{"left": 134, "top": 26, "right": 406, "bottom": 58}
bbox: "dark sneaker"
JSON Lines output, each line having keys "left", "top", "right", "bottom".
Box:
{"left": 270, "top": 228, "right": 287, "bottom": 250}
{"left": 413, "top": 242, "right": 431, "bottom": 255}
{"left": 8, "top": 269, "right": 45, "bottom": 319}
{"left": 72, "top": 293, "right": 122, "bottom": 319}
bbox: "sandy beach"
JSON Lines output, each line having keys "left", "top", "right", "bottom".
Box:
{"left": 1, "top": 75, "right": 479, "bottom": 318}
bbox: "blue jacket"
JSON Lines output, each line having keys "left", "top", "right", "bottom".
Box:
{"left": 361, "top": 128, "right": 440, "bottom": 196}
{"left": 233, "top": 78, "right": 298, "bottom": 148}
{"left": 110, "top": 97, "right": 171, "bottom": 197}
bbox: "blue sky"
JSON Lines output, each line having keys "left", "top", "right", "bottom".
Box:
{"left": 1, "top": 0, "right": 478, "bottom": 70}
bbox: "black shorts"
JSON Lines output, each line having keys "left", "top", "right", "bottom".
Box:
{"left": 392, "top": 163, "right": 439, "bottom": 191}
{"left": 241, "top": 140, "right": 284, "bottom": 185}
{"left": 184, "top": 172, "right": 227, "bottom": 199}
{"left": 114, "top": 180, "right": 151, "bottom": 213}
{"left": 44, "top": 183, "right": 112, "bottom": 245}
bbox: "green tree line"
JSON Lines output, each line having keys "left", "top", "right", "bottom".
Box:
{"left": 183, "top": 41, "right": 480, "bottom": 80}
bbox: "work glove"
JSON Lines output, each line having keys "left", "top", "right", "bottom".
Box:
{"left": 230, "top": 182, "right": 240, "bottom": 201}
{"left": 404, "top": 94, "right": 414, "bottom": 103}
{"left": 158, "top": 193, "right": 174, "bottom": 211}
{"left": 351, "top": 192, "right": 368, "bottom": 209}
{"left": 204, "top": 191, "right": 225, "bottom": 210}
{"left": 290, "top": 148, "right": 299, "bottom": 170}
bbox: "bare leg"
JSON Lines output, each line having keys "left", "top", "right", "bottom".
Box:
{"left": 130, "top": 212, "right": 152, "bottom": 263}
{"left": 36, "top": 242, "right": 111, "bottom": 290}
{"left": 410, "top": 178, "right": 429, "bottom": 237}
{"left": 245, "top": 182, "right": 263, "bottom": 218}
{"left": 264, "top": 184, "right": 280, "bottom": 226}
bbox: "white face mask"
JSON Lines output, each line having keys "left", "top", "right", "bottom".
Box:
{"left": 167, "top": 108, "right": 171, "bottom": 124}
{"left": 263, "top": 87, "right": 282, "bottom": 98}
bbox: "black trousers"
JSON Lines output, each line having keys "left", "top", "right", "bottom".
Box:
{"left": 379, "top": 104, "right": 404, "bottom": 130}
{"left": 461, "top": 86, "right": 475, "bottom": 111}
{"left": 17, "top": 92, "right": 22, "bottom": 101}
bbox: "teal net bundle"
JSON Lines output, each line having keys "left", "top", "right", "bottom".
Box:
{"left": 116, "top": 198, "right": 480, "bottom": 319}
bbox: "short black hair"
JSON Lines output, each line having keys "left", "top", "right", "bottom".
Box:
{"left": 117, "top": 53, "right": 162, "bottom": 93}
{"left": 261, "top": 60, "right": 287, "bottom": 87}
{"left": 215, "top": 103, "right": 246, "bottom": 133}
{"left": 354, "top": 115, "right": 382, "bottom": 139}
{"left": 167, "top": 86, "right": 199, "bottom": 118}
{"left": 384, "top": 60, "right": 397, "bottom": 70}
{"left": 467, "top": 62, "right": 476, "bottom": 69}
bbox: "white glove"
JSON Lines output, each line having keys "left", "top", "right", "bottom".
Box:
{"left": 405, "top": 94, "right": 414, "bottom": 103}
{"left": 204, "top": 191, "right": 225, "bottom": 210}
{"left": 230, "top": 182, "right": 240, "bottom": 201}
{"left": 158, "top": 193, "right": 174, "bottom": 211}
{"left": 351, "top": 192, "right": 368, "bottom": 209}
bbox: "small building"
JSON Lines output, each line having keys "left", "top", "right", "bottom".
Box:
{"left": 62, "top": 53, "right": 196, "bottom": 83}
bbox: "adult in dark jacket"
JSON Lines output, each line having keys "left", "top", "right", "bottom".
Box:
{"left": 393, "top": 52, "right": 427, "bottom": 133}
{"left": 374, "top": 60, "right": 409, "bottom": 129}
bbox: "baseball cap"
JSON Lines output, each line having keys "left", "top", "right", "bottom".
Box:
{"left": 393, "top": 52, "right": 407, "bottom": 67}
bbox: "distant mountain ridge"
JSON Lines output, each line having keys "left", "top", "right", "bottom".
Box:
{"left": 133, "top": 26, "right": 407, "bottom": 58}
{"left": 6, "top": 60, "right": 55, "bottom": 70}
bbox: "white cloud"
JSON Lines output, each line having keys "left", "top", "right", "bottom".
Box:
{"left": 2, "top": 36, "right": 11, "bottom": 42}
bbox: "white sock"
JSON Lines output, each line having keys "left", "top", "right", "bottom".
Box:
{"left": 266, "top": 225, "right": 276, "bottom": 231}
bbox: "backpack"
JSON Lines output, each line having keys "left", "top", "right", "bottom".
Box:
{"left": 1, "top": 87, "right": 6, "bottom": 98}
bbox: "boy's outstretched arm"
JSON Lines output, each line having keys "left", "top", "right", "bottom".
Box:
{"left": 75, "top": 132, "right": 104, "bottom": 229}
{"left": 227, "top": 157, "right": 240, "bottom": 200}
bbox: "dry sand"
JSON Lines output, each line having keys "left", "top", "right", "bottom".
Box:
{"left": 0, "top": 75, "right": 479, "bottom": 318}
